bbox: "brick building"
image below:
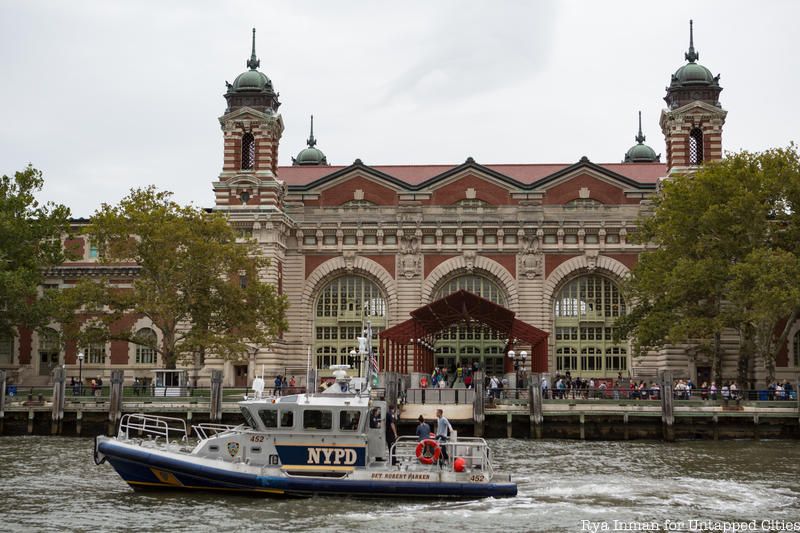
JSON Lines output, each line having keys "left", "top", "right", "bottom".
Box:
{"left": 4, "top": 24, "right": 798, "bottom": 387}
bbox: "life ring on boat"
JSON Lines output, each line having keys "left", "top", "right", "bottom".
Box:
{"left": 415, "top": 438, "right": 441, "bottom": 464}
{"left": 419, "top": 376, "right": 429, "bottom": 388}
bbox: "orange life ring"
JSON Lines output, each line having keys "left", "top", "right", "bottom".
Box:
{"left": 419, "top": 376, "right": 429, "bottom": 388}
{"left": 415, "top": 438, "right": 441, "bottom": 465}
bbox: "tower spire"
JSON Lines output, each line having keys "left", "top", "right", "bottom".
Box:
{"left": 635, "top": 111, "right": 646, "bottom": 144}
{"left": 684, "top": 19, "right": 699, "bottom": 63}
{"left": 247, "top": 27, "right": 260, "bottom": 70}
{"left": 307, "top": 115, "right": 317, "bottom": 147}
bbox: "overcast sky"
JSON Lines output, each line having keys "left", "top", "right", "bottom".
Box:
{"left": 1, "top": 0, "right": 798, "bottom": 217}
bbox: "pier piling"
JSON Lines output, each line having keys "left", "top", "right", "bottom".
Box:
{"left": 528, "top": 373, "right": 543, "bottom": 439}
{"left": 0, "top": 369, "right": 6, "bottom": 435}
{"left": 660, "top": 371, "right": 675, "bottom": 442}
{"left": 108, "top": 370, "right": 124, "bottom": 436}
{"left": 473, "top": 371, "right": 484, "bottom": 437}
{"left": 210, "top": 370, "right": 223, "bottom": 422}
{"left": 51, "top": 367, "right": 66, "bottom": 435}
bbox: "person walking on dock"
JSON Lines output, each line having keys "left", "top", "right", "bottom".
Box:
{"left": 416, "top": 415, "right": 431, "bottom": 441}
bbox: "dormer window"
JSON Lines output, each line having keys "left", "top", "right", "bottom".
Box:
{"left": 689, "top": 127, "right": 703, "bottom": 164}
{"left": 241, "top": 133, "right": 255, "bottom": 169}
{"left": 240, "top": 191, "right": 250, "bottom": 204}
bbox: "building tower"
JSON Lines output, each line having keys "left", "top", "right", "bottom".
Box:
{"left": 660, "top": 20, "right": 727, "bottom": 174}
{"left": 624, "top": 111, "right": 660, "bottom": 163}
{"left": 292, "top": 115, "right": 329, "bottom": 166}
{"left": 214, "top": 28, "right": 285, "bottom": 210}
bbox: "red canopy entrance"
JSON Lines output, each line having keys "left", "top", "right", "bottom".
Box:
{"left": 378, "top": 290, "right": 548, "bottom": 374}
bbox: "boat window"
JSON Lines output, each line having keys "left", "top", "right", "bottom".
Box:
{"left": 303, "top": 410, "right": 333, "bottom": 430}
{"left": 258, "top": 409, "right": 278, "bottom": 428}
{"left": 339, "top": 410, "right": 362, "bottom": 431}
{"left": 240, "top": 407, "right": 257, "bottom": 428}
{"left": 280, "top": 410, "right": 294, "bottom": 428}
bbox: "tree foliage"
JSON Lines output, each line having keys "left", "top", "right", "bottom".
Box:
{"left": 65, "top": 187, "right": 288, "bottom": 369}
{"left": 617, "top": 145, "right": 800, "bottom": 385}
{"left": 0, "top": 165, "right": 74, "bottom": 339}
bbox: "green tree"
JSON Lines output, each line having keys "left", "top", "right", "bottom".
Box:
{"left": 66, "top": 187, "right": 288, "bottom": 369}
{"left": 617, "top": 146, "right": 800, "bottom": 386}
{"left": 0, "top": 165, "right": 74, "bottom": 339}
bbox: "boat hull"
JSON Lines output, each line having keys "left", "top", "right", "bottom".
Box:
{"left": 96, "top": 437, "right": 517, "bottom": 499}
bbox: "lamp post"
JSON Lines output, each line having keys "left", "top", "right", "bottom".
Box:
{"left": 507, "top": 349, "right": 528, "bottom": 398}
{"left": 349, "top": 349, "right": 362, "bottom": 377}
{"left": 77, "top": 350, "right": 84, "bottom": 396}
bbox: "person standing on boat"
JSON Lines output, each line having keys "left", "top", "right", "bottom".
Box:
{"left": 415, "top": 415, "right": 431, "bottom": 441}
{"left": 386, "top": 407, "right": 398, "bottom": 465}
{"left": 435, "top": 408, "right": 453, "bottom": 466}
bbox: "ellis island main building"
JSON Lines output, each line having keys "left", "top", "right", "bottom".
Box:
{"left": 5, "top": 24, "right": 798, "bottom": 388}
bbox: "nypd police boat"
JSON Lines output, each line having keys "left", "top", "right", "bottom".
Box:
{"left": 94, "top": 365, "right": 517, "bottom": 498}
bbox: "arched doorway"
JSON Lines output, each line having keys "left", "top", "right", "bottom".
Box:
{"left": 313, "top": 275, "right": 387, "bottom": 372}
{"left": 432, "top": 274, "right": 508, "bottom": 376}
{"left": 553, "top": 274, "right": 629, "bottom": 377}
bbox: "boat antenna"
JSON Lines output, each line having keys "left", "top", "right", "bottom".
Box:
{"left": 363, "top": 320, "right": 374, "bottom": 393}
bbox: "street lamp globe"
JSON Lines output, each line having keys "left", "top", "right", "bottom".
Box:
{"left": 520, "top": 350, "right": 528, "bottom": 360}
{"left": 507, "top": 350, "right": 515, "bottom": 359}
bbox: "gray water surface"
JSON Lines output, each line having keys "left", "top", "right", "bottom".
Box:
{"left": 0, "top": 437, "right": 798, "bottom": 532}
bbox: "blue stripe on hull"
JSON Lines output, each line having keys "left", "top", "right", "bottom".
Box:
{"left": 98, "top": 440, "right": 517, "bottom": 498}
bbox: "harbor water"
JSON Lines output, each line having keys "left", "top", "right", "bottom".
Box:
{"left": 0, "top": 436, "right": 798, "bottom": 532}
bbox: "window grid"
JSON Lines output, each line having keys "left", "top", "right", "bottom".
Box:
{"left": 0, "top": 335, "right": 12, "bottom": 364}
{"left": 689, "top": 127, "right": 703, "bottom": 164}
{"left": 241, "top": 133, "right": 255, "bottom": 170}
{"left": 554, "top": 275, "right": 629, "bottom": 375}
{"left": 314, "top": 276, "right": 387, "bottom": 370}
{"left": 135, "top": 328, "right": 157, "bottom": 365}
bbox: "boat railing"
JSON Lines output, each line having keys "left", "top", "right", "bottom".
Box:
{"left": 193, "top": 423, "right": 240, "bottom": 440}
{"left": 391, "top": 436, "right": 494, "bottom": 479}
{"left": 118, "top": 413, "right": 189, "bottom": 443}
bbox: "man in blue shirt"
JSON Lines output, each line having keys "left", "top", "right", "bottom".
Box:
{"left": 415, "top": 415, "right": 431, "bottom": 441}
{"left": 435, "top": 408, "right": 453, "bottom": 466}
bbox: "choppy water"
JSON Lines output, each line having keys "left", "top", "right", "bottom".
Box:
{"left": 0, "top": 437, "right": 798, "bottom": 532}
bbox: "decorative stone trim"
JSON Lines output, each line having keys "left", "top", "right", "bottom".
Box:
{"left": 420, "top": 254, "right": 518, "bottom": 310}
{"left": 542, "top": 253, "right": 631, "bottom": 306}
{"left": 301, "top": 255, "right": 398, "bottom": 322}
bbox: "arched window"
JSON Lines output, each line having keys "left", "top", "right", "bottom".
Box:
{"left": 794, "top": 330, "right": 800, "bottom": 367}
{"left": 314, "top": 276, "right": 387, "bottom": 371}
{"left": 432, "top": 274, "right": 509, "bottom": 376}
{"left": 689, "top": 127, "right": 703, "bottom": 165}
{"left": 135, "top": 328, "right": 157, "bottom": 365}
{"left": 241, "top": 132, "right": 255, "bottom": 170}
{"left": 553, "top": 275, "right": 628, "bottom": 376}
{"left": 0, "top": 334, "right": 13, "bottom": 364}
{"left": 38, "top": 328, "right": 60, "bottom": 376}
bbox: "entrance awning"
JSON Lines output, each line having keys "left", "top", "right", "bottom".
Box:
{"left": 378, "top": 290, "right": 548, "bottom": 374}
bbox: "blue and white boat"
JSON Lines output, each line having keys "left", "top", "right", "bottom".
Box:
{"left": 94, "top": 366, "right": 517, "bottom": 498}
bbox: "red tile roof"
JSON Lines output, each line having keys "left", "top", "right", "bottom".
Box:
{"left": 277, "top": 162, "right": 666, "bottom": 187}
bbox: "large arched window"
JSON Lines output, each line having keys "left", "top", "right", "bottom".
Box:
{"left": 314, "top": 276, "right": 386, "bottom": 371}
{"left": 135, "top": 328, "right": 157, "bottom": 365}
{"left": 689, "top": 127, "right": 703, "bottom": 165}
{"left": 241, "top": 132, "right": 255, "bottom": 170}
{"left": 432, "top": 274, "right": 508, "bottom": 376}
{"left": 0, "top": 334, "right": 13, "bottom": 364}
{"left": 553, "top": 275, "right": 628, "bottom": 376}
{"left": 38, "top": 328, "right": 60, "bottom": 376}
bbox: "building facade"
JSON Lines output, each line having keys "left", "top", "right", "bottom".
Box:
{"left": 4, "top": 24, "right": 800, "bottom": 387}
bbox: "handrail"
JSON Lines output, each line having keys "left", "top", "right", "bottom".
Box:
{"left": 390, "top": 435, "right": 494, "bottom": 479}
{"left": 193, "top": 423, "right": 240, "bottom": 440}
{"left": 118, "top": 413, "right": 188, "bottom": 443}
